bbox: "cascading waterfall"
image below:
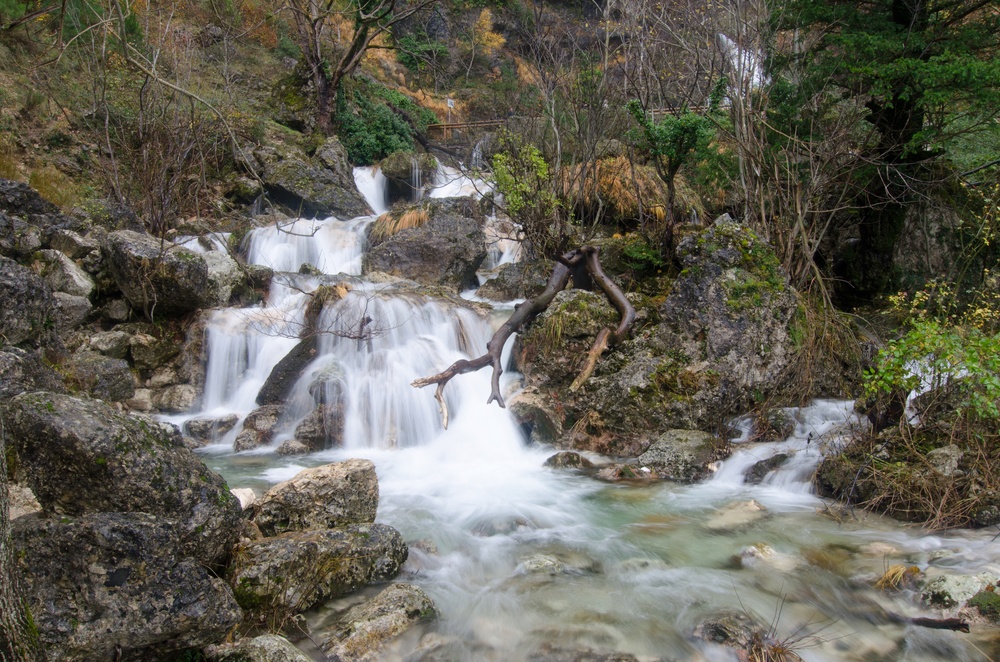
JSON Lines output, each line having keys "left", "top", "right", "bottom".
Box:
{"left": 411, "top": 155, "right": 424, "bottom": 202}
{"left": 180, "top": 167, "right": 1000, "bottom": 661}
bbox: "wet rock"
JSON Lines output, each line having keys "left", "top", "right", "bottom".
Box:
{"left": 205, "top": 634, "right": 312, "bottom": 662}
{"left": 363, "top": 197, "right": 487, "bottom": 292}
{"left": 543, "top": 451, "right": 595, "bottom": 470}
{"left": 12, "top": 512, "right": 242, "bottom": 660}
{"left": 263, "top": 152, "right": 371, "bottom": 219}
{"left": 228, "top": 523, "right": 407, "bottom": 621}
{"left": 257, "top": 337, "right": 318, "bottom": 406}
{"left": 921, "top": 572, "right": 998, "bottom": 609}
{"left": 254, "top": 459, "right": 378, "bottom": 536}
{"left": 103, "top": 230, "right": 244, "bottom": 317}
{"left": 595, "top": 463, "right": 657, "bottom": 482}
{"left": 2, "top": 392, "right": 242, "bottom": 565}
{"left": 743, "top": 453, "right": 790, "bottom": 484}
{"left": 509, "top": 386, "right": 564, "bottom": 444}
{"left": 379, "top": 151, "right": 438, "bottom": 205}
{"left": 185, "top": 413, "right": 240, "bottom": 443}
{"left": 35, "top": 248, "right": 94, "bottom": 297}
{"left": 475, "top": 259, "right": 552, "bottom": 301}
{"left": 0, "top": 347, "right": 67, "bottom": 400}
{"left": 733, "top": 543, "right": 800, "bottom": 572}
{"left": 276, "top": 439, "right": 310, "bottom": 455}
{"left": 691, "top": 610, "right": 757, "bottom": 649}
{"left": 319, "top": 583, "right": 437, "bottom": 660}
{"left": 0, "top": 255, "right": 55, "bottom": 346}
{"left": 705, "top": 500, "right": 769, "bottom": 531}
{"left": 293, "top": 403, "right": 345, "bottom": 451}
{"left": 152, "top": 383, "right": 198, "bottom": 412}
{"left": 63, "top": 350, "right": 135, "bottom": 402}
{"left": 234, "top": 404, "right": 284, "bottom": 452}
{"left": 636, "top": 429, "right": 727, "bottom": 483}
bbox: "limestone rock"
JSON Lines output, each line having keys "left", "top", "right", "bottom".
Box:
{"left": 88, "top": 329, "right": 132, "bottom": 358}
{"left": 231, "top": 488, "right": 258, "bottom": 511}
{"left": 7, "top": 483, "right": 42, "bottom": 520}
{"left": 228, "top": 523, "right": 407, "bottom": 620}
{"left": 921, "top": 572, "right": 999, "bottom": 609}
{"left": 12, "top": 512, "right": 242, "bottom": 660}
{"left": 363, "top": 198, "right": 486, "bottom": 291}
{"left": 185, "top": 413, "right": 240, "bottom": 443}
{"left": 276, "top": 439, "right": 310, "bottom": 455}
{"left": 48, "top": 228, "right": 99, "bottom": 259}
{"left": 320, "top": 583, "right": 436, "bottom": 660}
{"left": 63, "top": 351, "right": 135, "bottom": 402}
{"left": 36, "top": 248, "right": 94, "bottom": 297}
{"left": 0, "top": 347, "right": 67, "bottom": 400}
{"left": 543, "top": 451, "right": 595, "bottom": 470}
{"left": 152, "top": 383, "right": 198, "bottom": 412}
{"left": 2, "top": 392, "right": 242, "bottom": 565}
{"left": 51, "top": 292, "right": 92, "bottom": 331}
{"left": 205, "top": 634, "right": 312, "bottom": 662}
{"left": 636, "top": 429, "right": 727, "bottom": 483}
{"left": 475, "top": 259, "right": 553, "bottom": 301}
{"left": 0, "top": 255, "right": 54, "bottom": 346}
{"left": 292, "top": 403, "right": 345, "bottom": 451}
{"left": 256, "top": 337, "right": 318, "bottom": 406}
{"left": 130, "top": 331, "right": 182, "bottom": 370}
{"left": 234, "top": 404, "right": 284, "bottom": 452}
{"left": 103, "top": 230, "right": 244, "bottom": 317}
{"left": 254, "top": 459, "right": 378, "bottom": 536}
{"left": 705, "top": 500, "right": 769, "bottom": 531}
{"left": 744, "top": 453, "right": 790, "bottom": 484}
{"left": 263, "top": 154, "right": 371, "bottom": 219}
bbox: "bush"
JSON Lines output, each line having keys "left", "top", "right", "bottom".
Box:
{"left": 335, "top": 81, "right": 438, "bottom": 165}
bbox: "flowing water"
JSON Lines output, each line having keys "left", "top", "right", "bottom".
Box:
{"left": 180, "top": 169, "right": 1000, "bottom": 661}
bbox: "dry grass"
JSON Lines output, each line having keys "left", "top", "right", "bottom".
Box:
{"left": 874, "top": 564, "right": 921, "bottom": 591}
{"left": 29, "top": 165, "right": 78, "bottom": 209}
{"left": 370, "top": 207, "right": 430, "bottom": 242}
{"left": 0, "top": 139, "right": 18, "bottom": 180}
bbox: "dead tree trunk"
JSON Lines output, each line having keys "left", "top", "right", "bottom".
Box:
{"left": 412, "top": 246, "right": 635, "bottom": 428}
{"left": 0, "top": 420, "right": 44, "bottom": 660}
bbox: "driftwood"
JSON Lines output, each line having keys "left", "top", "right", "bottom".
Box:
{"left": 411, "top": 245, "right": 636, "bottom": 428}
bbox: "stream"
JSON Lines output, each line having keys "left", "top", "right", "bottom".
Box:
{"left": 174, "top": 168, "right": 1000, "bottom": 661}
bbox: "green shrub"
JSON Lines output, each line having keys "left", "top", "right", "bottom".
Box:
{"left": 335, "top": 81, "right": 438, "bottom": 165}
{"left": 396, "top": 31, "right": 449, "bottom": 73}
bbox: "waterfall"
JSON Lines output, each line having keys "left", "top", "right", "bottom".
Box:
{"left": 410, "top": 156, "right": 424, "bottom": 202}
{"left": 353, "top": 166, "right": 389, "bottom": 215}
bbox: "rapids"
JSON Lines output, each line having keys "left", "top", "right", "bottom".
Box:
{"left": 178, "top": 168, "right": 1000, "bottom": 661}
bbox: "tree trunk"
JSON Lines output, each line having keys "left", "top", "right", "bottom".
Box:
{"left": 0, "top": 421, "right": 44, "bottom": 660}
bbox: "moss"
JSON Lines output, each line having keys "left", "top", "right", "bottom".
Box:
{"left": 968, "top": 589, "right": 1000, "bottom": 621}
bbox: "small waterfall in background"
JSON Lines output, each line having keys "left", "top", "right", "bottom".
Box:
{"left": 410, "top": 155, "right": 424, "bottom": 202}
{"left": 352, "top": 166, "right": 389, "bottom": 215}
{"left": 173, "top": 166, "right": 1000, "bottom": 662}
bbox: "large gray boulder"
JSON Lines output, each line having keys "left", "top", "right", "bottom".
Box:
{"left": 262, "top": 140, "right": 371, "bottom": 219}
{"left": 35, "top": 248, "right": 95, "bottom": 297}
{"left": 63, "top": 350, "right": 135, "bottom": 402}
{"left": 636, "top": 430, "right": 727, "bottom": 482}
{"left": 254, "top": 459, "right": 379, "bottom": 537}
{"left": 319, "top": 583, "right": 436, "bottom": 660}
{"left": 233, "top": 404, "right": 284, "bottom": 452}
{"left": 256, "top": 337, "right": 317, "bottom": 406}
{"left": 12, "top": 512, "right": 242, "bottom": 661}
{"left": 363, "top": 198, "right": 487, "bottom": 291}
{"left": 2, "top": 392, "right": 242, "bottom": 565}
{"left": 103, "top": 230, "right": 244, "bottom": 317}
{"left": 0, "top": 255, "right": 55, "bottom": 346}
{"left": 0, "top": 347, "right": 67, "bottom": 400}
{"left": 228, "top": 523, "right": 407, "bottom": 622}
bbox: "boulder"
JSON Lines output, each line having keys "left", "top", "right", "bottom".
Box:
{"left": 263, "top": 153, "right": 371, "bottom": 219}
{"left": 185, "top": 413, "right": 240, "bottom": 444}
{"left": 48, "top": 228, "right": 100, "bottom": 259}
{"left": 921, "top": 572, "right": 998, "bottom": 609}
{"left": 509, "top": 387, "right": 564, "bottom": 444}
{"left": 276, "top": 439, "right": 310, "bottom": 455}
{"left": 319, "top": 583, "right": 436, "bottom": 660}
{"left": 379, "top": 151, "right": 438, "bottom": 205}
{"left": 292, "top": 403, "right": 345, "bottom": 451}
{"left": 103, "top": 230, "right": 243, "bottom": 317}
{"left": 231, "top": 488, "right": 258, "bottom": 511}
{"left": 8, "top": 482, "right": 42, "bottom": 520}
{"left": 0, "top": 255, "right": 55, "bottom": 346}
{"left": 475, "top": 259, "right": 553, "bottom": 301}
{"left": 129, "top": 331, "right": 182, "bottom": 370}
{"left": 543, "top": 452, "right": 595, "bottom": 470}
{"left": 0, "top": 347, "right": 67, "bottom": 400}
{"left": 636, "top": 430, "right": 728, "bottom": 483}
{"left": 88, "top": 329, "right": 132, "bottom": 358}
{"left": 228, "top": 523, "right": 407, "bottom": 621}
{"left": 256, "top": 337, "right": 318, "bottom": 406}
{"left": 205, "top": 634, "right": 312, "bottom": 662}
{"left": 12, "top": 512, "right": 242, "bottom": 661}
{"left": 2, "top": 392, "right": 242, "bottom": 565}
{"left": 35, "top": 248, "right": 94, "bottom": 297}
{"left": 254, "top": 459, "right": 378, "bottom": 536}
{"left": 234, "top": 404, "right": 284, "bottom": 451}
{"left": 51, "top": 292, "right": 92, "bottom": 331}
{"left": 363, "top": 198, "right": 487, "bottom": 291}
{"left": 63, "top": 351, "right": 135, "bottom": 402}
{"left": 152, "top": 384, "right": 198, "bottom": 412}
{"left": 704, "top": 500, "right": 769, "bottom": 531}
{"left": 743, "top": 453, "right": 790, "bottom": 485}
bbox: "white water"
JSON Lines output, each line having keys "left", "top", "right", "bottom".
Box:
{"left": 181, "top": 169, "right": 1000, "bottom": 660}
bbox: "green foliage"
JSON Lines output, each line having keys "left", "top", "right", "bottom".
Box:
{"left": 491, "top": 131, "right": 563, "bottom": 257}
{"left": 0, "top": 0, "right": 26, "bottom": 22}
{"left": 621, "top": 235, "right": 665, "bottom": 275}
{"left": 968, "top": 590, "right": 1000, "bottom": 621}
{"left": 396, "top": 30, "right": 449, "bottom": 73}
{"left": 274, "top": 34, "right": 301, "bottom": 59}
{"left": 864, "top": 320, "right": 1000, "bottom": 421}
{"left": 335, "top": 81, "right": 437, "bottom": 165}
{"left": 626, "top": 100, "right": 713, "bottom": 175}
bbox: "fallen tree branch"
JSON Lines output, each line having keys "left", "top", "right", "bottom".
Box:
{"left": 412, "top": 246, "right": 635, "bottom": 427}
